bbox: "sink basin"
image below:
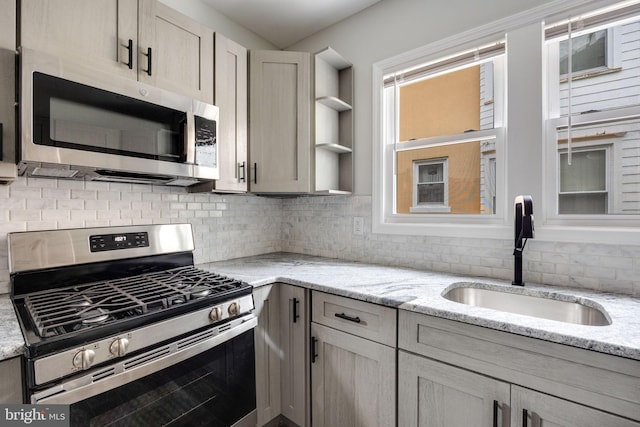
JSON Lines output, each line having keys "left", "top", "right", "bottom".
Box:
{"left": 442, "top": 285, "right": 611, "bottom": 326}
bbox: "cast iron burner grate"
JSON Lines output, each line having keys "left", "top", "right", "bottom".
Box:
{"left": 23, "top": 266, "right": 245, "bottom": 338}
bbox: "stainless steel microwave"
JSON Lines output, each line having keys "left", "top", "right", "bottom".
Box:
{"left": 18, "top": 49, "right": 219, "bottom": 186}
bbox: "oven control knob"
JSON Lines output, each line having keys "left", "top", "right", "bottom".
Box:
{"left": 109, "top": 337, "right": 130, "bottom": 357}
{"left": 209, "top": 306, "right": 223, "bottom": 321}
{"left": 72, "top": 349, "right": 96, "bottom": 370}
{"left": 228, "top": 302, "right": 240, "bottom": 316}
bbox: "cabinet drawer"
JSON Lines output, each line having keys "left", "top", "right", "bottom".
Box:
{"left": 312, "top": 291, "right": 396, "bottom": 346}
{"left": 399, "top": 309, "right": 640, "bottom": 421}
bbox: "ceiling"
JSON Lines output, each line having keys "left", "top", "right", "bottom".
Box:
{"left": 202, "top": 0, "right": 382, "bottom": 49}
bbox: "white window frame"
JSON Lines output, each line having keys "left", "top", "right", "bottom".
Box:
{"left": 373, "top": 0, "right": 640, "bottom": 244}
{"left": 410, "top": 158, "right": 451, "bottom": 213}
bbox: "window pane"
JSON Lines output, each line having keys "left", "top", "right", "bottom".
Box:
{"left": 551, "top": 17, "right": 640, "bottom": 116}
{"left": 398, "top": 140, "right": 495, "bottom": 214}
{"left": 398, "top": 62, "right": 496, "bottom": 141}
{"left": 418, "top": 163, "right": 443, "bottom": 183}
{"left": 417, "top": 183, "right": 444, "bottom": 204}
{"left": 554, "top": 117, "right": 640, "bottom": 215}
{"left": 559, "top": 193, "right": 607, "bottom": 214}
{"left": 559, "top": 30, "right": 607, "bottom": 75}
{"left": 560, "top": 150, "right": 606, "bottom": 192}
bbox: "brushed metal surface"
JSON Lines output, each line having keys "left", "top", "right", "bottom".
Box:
{"left": 32, "top": 313, "right": 257, "bottom": 404}
{"left": 32, "top": 294, "right": 254, "bottom": 386}
{"left": 8, "top": 223, "right": 194, "bottom": 273}
{"left": 19, "top": 48, "right": 219, "bottom": 183}
{"left": 442, "top": 285, "right": 611, "bottom": 326}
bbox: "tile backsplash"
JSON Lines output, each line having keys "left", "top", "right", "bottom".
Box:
{"left": 0, "top": 177, "right": 283, "bottom": 294}
{"left": 282, "top": 195, "right": 640, "bottom": 296}
{"left": 1, "top": 180, "right": 638, "bottom": 296}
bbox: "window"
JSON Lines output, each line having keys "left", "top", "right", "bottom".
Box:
{"left": 379, "top": 37, "right": 505, "bottom": 228}
{"left": 545, "top": 9, "right": 640, "bottom": 219}
{"left": 559, "top": 30, "right": 608, "bottom": 76}
{"left": 373, "top": 0, "right": 640, "bottom": 242}
{"left": 558, "top": 147, "right": 608, "bottom": 214}
{"left": 411, "top": 159, "right": 450, "bottom": 213}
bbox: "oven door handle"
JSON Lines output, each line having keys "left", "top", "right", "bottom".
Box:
{"left": 32, "top": 314, "right": 257, "bottom": 405}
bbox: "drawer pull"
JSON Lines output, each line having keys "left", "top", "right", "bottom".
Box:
{"left": 522, "top": 408, "right": 528, "bottom": 427}
{"left": 493, "top": 400, "right": 498, "bottom": 427}
{"left": 292, "top": 297, "right": 300, "bottom": 323}
{"left": 335, "top": 312, "right": 361, "bottom": 323}
{"left": 311, "top": 336, "right": 318, "bottom": 363}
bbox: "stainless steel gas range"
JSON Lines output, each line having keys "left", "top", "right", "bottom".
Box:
{"left": 8, "top": 223, "right": 257, "bottom": 427}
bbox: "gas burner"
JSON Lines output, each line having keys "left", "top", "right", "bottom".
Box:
{"left": 80, "top": 309, "right": 110, "bottom": 325}
{"left": 189, "top": 286, "right": 211, "bottom": 299}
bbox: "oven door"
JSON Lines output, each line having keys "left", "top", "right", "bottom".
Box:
{"left": 32, "top": 315, "right": 257, "bottom": 427}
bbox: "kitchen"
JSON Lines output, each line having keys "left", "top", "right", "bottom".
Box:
{"left": 1, "top": 0, "right": 639, "bottom": 426}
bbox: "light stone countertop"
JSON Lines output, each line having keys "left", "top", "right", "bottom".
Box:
{"left": 0, "top": 296, "right": 26, "bottom": 360}
{"left": 199, "top": 252, "right": 640, "bottom": 361}
{"left": 0, "top": 252, "right": 638, "bottom": 362}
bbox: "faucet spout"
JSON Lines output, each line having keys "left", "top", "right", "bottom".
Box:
{"left": 512, "top": 195, "right": 534, "bottom": 286}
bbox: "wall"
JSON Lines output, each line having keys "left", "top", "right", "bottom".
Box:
{"left": 282, "top": 195, "right": 640, "bottom": 296}
{"left": 158, "top": 0, "right": 277, "bottom": 50}
{"left": 0, "top": 178, "right": 283, "bottom": 294}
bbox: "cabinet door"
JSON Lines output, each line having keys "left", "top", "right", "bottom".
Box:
{"left": 20, "top": 0, "right": 138, "bottom": 79}
{"left": 399, "top": 351, "right": 510, "bottom": 427}
{"left": 280, "top": 285, "right": 308, "bottom": 426}
{"left": 213, "top": 33, "right": 248, "bottom": 193}
{"left": 311, "top": 322, "right": 395, "bottom": 427}
{"left": 0, "top": 357, "right": 23, "bottom": 403}
{"left": 253, "top": 285, "right": 282, "bottom": 426}
{"left": 138, "top": 0, "right": 213, "bottom": 103}
{"left": 249, "top": 50, "right": 311, "bottom": 193}
{"left": 0, "top": 0, "right": 17, "bottom": 181}
{"left": 512, "top": 385, "right": 640, "bottom": 427}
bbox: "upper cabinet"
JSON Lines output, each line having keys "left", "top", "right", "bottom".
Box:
{"left": 249, "top": 50, "right": 312, "bottom": 193}
{"left": 248, "top": 47, "right": 353, "bottom": 194}
{"left": 212, "top": 33, "right": 248, "bottom": 193}
{"left": 20, "top": 0, "right": 213, "bottom": 103}
{"left": 314, "top": 48, "right": 353, "bottom": 194}
{"left": 0, "top": 0, "right": 17, "bottom": 183}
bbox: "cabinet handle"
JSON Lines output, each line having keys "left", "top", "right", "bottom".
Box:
{"left": 143, "top": 47, "right": 152, "bottom": 76}
{"left": 124, "top": 39, "right": 133, "bottom": 69}
{"left": 292, "top": 297, "right": 300, "bottom": 323}
{"left": 311, "top": 336, "right": 318, "bottom": 363}
{"left": 239, "top": 161, "right": 246, "bottom": 182}
{"left": 493, "top": 400, "right": 498, "bottom": 427}
{"left": 522, "top": 408, "right": 528, "bottom": 427}
{"left": 253, "top": 163, "right": 257, "bottom": 184}
{"left": 335, "top": 312, "right": 361, "bottom": 323}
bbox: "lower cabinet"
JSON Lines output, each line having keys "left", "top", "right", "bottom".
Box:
{"left": 398, "top": 310, "right": 640, "bottom": 427}
{"left": 310, "top": 291, "right": 396, "bottom": 427}
{"left": 254, "top": 283, "right": 308, "bottom": 427}
{"left": 0, "top": 356, "right": 23, "bottom": 403}
{"left": 512, "top": 386, "right": 640, "bottom": 427}
{"left": 399, "top": 351, "right": 510, "bottom": 427}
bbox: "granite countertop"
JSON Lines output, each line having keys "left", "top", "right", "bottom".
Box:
{"left": 0, "top": 296, "right": 26, "bottom": 360}
{"left": 199, "top": 252, "right": 640, "bottom": 361}
{"left": 1, "top": 252, "right": 638, "bottom": 362}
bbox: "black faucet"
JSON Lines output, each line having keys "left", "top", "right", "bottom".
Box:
{"left": 512, "top": 195, "right": 534, "bottom": 286}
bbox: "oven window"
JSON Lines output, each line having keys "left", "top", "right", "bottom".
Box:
{"left": 33, "top": 72, "right": 186, "bottom": 162}
{"left": 69, "top": 330, "right": 255, "bottom": 427}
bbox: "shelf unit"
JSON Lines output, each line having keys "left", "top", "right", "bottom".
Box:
{"left": 314, "top": 47, "right": 353, "bottom": 194}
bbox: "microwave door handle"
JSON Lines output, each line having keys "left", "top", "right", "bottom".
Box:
{"left": 185, "top": 113, "right": 195, "bottom": 164}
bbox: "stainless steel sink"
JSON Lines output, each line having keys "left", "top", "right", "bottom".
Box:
{"left": 442, "top": 285, "right": 611, "bottom": 326}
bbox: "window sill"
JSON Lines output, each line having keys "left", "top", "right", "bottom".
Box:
{"left": 409, "top": 205, "right": 452, "bottom": 213}
{"left": 559, "top": 66, "right": 622, "bottom": 83}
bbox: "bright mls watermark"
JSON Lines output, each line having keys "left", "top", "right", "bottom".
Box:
{"left": 0, "top": 405, "right": 69, "bottom": 427}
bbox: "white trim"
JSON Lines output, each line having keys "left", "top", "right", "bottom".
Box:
{"left": 372, "top": 0, "right": 640, "bottom": 244}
